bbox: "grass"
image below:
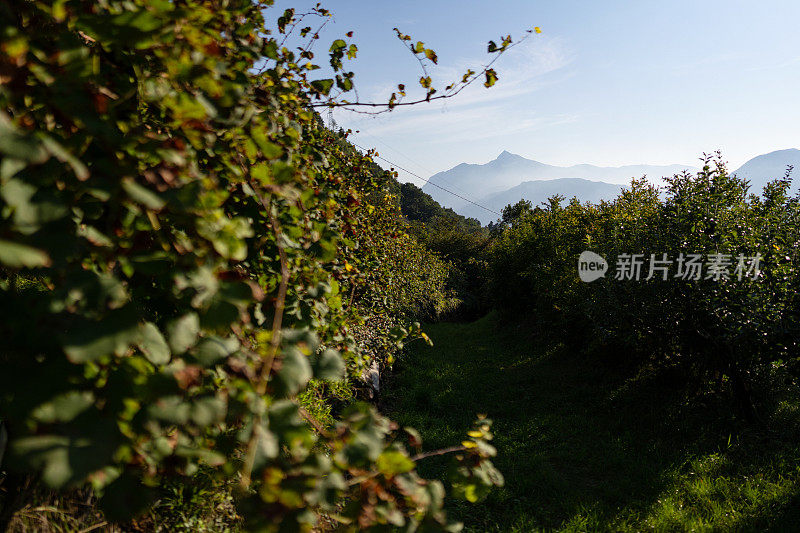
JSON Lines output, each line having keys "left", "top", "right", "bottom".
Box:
{"left": 0, "top": 470, "right": 240, "bottom": 532}
{"left": 383, "top": 312, "right": 800, "bottom": 532}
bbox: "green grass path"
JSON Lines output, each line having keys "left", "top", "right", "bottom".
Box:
{"left": 383, "top": 313, "right": 800, "bottom": 532}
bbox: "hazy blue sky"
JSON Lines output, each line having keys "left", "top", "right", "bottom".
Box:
{"left": 273, "top": 1, "right": 800, "bottom": 180}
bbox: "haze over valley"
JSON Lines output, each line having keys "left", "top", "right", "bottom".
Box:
{"left": 423, "top": 148, "right": 800, "bottom": 224}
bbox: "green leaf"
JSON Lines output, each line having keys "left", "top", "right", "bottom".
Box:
{"left": 0, "top": 158, "right": 27, "bottom": 181}
{"left": 63, "top": 310, "right": 140, "bottom": 363}
{"left": 309, "top": 238, "right": 337, "bottom": 262}
{"left": 0, "top": 175, "right": 33, "bottom": 207}
{"left": 271, "top": 161, "right": 295, "bottom": 183}
{"left": 31, "top": 391, "right": 95, "bottom": 424}
{"left": 194, "top": 336, "right": 239, "bottom": 366}
{"left": 267, "top": 400, "right": 308, "bottom": 442}
{"left": 196, "top": 215, "right": 253, "bottom": 261}
{"left": 129, "top": 251, "right": 173, "bottom": 275}
{"left": 111, "top": 9, "right": 163, "bottom": 33}
{"left": 452, "top": 481, "right": 481, "bottom": 503}
{"left": 77, "top": 225, "right": 113, "bottom": 248}
{"left": 166, "top": 313, "right": 200, "bottom": 354}
{"left": 9, "top": 419, "right": 120, "bottom": 488}
{"left": 9, "top": 435, "right": 72, "bottom": 487}
{"left": 76, "top": 9, "right": 163, "bottom": 49}
{"left": 1, "top": 178, "right": 70, "bottom": 232}
{"left": 337, "top": 76, "right": 353, "bottom": 92}
{"left": 274, "top": 346, "right": 312, "bottom": 397}
{"left": 250, "top": 421, "right": 279, "bottom": 473}
{"left": 40, "top": 135, "right": 89, "bottom": 180}
{"left": 0, "top": 239, "right": 51, "bottom": 268}
{"left": 251, "top": 162, "right": 270, "bottom": 185}
{"left": 484, "top": 68, "right": 498, "bottom": 88}
{"left": 138, "top": 322, "right": 171, "bottom": 365}
{"left": 122, "top": 179, "right": 165, "bottom": 210}
{"left": 263, "top": 40, "right": 279, "bottom": 60}
{"left": 341, "top": 404, "right": 386, "bottom": 465}
{"left": 376, "top": 450, "right": 415, "bottom": 476}
{"left": 147, "top": 396, "right": 190, "bottom": 425}
{"left": 252, "top": 134, "right": 283, "bottom": 160}
{"left": 53, "top": 270, "right": 128, "bottom": 313}
{"left": 424, "top": 48, "right": 438, "bottom": 64}
{"left": 310, "top": 348, "right": 345, "bottom": 381}
{"left": 190, "top": 396, "right": 227, "bottom": 427}
{"left": 0, "top": 112, "right": 48, "bottom": 163}
{"left": 310, "top": 79, "right": 335, "bottom": 95}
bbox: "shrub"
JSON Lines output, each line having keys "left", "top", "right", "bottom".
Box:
{"left": 490, "top": 154, "right": 800, "bottom": 420}
{"left": 0, "top": 1, "right": 502, "bottom": 529}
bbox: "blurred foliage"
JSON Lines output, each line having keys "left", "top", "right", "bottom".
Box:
{"left": 0, "top": 1, "right": 506, "bottom": 530}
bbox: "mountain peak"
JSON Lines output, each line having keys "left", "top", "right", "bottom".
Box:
{"left": 424, "top": 153, "right": 700, "bottom": 224}
{"left": 495, "top": 150, "right": 519, "bottom": 161}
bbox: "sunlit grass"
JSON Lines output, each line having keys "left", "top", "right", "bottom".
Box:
{"left": 384, "top": 313, "right": 800, "bottom": 532}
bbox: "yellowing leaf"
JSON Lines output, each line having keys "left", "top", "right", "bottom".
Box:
{"left": 376, "top": 450, "right": 415, "bottom": 476}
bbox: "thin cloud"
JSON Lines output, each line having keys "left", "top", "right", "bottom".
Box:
{"left": 346, "top": 35, "right": 568, "bottom": 104}
{"left": 337, "top": 35, "right": 574, "bottom": 146}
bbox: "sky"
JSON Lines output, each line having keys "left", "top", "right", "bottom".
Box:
{"left": 272, "top": 1, "right": 800, "bottom": 182}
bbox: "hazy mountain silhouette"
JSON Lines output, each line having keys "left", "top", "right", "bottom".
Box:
{"left": 427, "top": 149, "right": 800, "bottom": 225}
{"left": 460, "top": 178, "right": 624, "bottom": 224}
{"left": 423, "top": 151, "right": 696, "bottom": 224}
{"left": 732, "top": 148, "right": 800, "bottom": 193}
{"left": 423, "top": 151, "right": 695, "bottom": 212}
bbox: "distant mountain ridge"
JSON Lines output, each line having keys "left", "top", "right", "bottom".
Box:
{"left": 426, "top": 149, "right": 800, "bottom": 225}
{"left": 424, "top": 151, "right": 697, "bottom": 224}
{"left": 732, "top": 148, "right": 800, "bottom": 193}
{"left": 459, "top": 178, "right": 624, "bottom": 222}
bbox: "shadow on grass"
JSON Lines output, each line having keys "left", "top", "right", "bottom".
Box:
{"left": 382, "top": 312, "right": 800, "bottom": 532}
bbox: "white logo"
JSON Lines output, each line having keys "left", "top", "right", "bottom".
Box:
{"left": 578, "top": 251, "right": 608, "bottom": 282}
